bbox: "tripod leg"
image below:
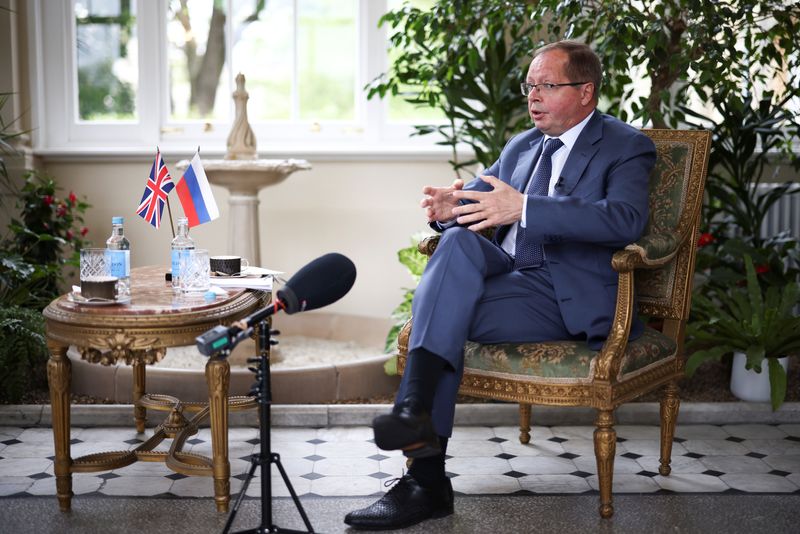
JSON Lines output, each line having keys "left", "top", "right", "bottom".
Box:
{"left": 223, "top": 458, "right": 259, "bottom": 534}
{"left": 222, "top": 319, "right": 315, "bottom": 534}
{"left": 273, "top": 454, "right": 314, "bottom": 533}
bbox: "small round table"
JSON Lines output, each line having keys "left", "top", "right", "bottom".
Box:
{"left": 43, "top": 266, "right": 269, "bottom": 512}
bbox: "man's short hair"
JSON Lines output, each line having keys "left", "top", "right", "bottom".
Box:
{"left": 534, "top": 41, "right": 602, "bottom": 97}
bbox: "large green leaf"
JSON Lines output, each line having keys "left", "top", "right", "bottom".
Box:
{"left": 767, "top": 357, "right": 788, "bottom": 411}
{"left": 685, "top": 346, "right": 733, "bottom": 376}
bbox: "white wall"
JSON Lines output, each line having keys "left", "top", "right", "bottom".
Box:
{"left": 41, "top": 156, "right": 454, "bottom": 319}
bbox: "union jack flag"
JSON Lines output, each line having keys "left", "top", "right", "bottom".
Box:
{"left": 137, "top": 149, "right": 174, "bottom": 229}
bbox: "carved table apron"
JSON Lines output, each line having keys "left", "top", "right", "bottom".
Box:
{"left": 43, "top": 265, "right": 269, "bottom": 513}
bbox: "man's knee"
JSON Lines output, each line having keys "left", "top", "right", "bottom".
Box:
{"left": 437, "top": 227, "right": 479, "bottom": 251}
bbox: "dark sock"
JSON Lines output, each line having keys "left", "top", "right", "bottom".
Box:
{"left": 403, "top": 348, "right": 448, "bottom": 413}
{"left": 408, "top": 436, "right": 448, "bottom": 488}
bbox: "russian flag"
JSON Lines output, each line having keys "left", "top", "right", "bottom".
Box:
{"left": 175, "top": 151, "right": 219, "bottom": 228}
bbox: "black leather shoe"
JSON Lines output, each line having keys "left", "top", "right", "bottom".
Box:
{"left": 372, "top": 397, "right": 440, "bottom": 458}
{"left": 344, "top": 474, "right": 454, "bottom": 530}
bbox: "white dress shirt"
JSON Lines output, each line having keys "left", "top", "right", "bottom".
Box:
{"left": 500, "top": 112, "right": 593, "bottom": 257}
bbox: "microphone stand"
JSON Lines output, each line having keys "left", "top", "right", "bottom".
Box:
{"left": 222, "top": 320, "right": 314, "bottom": 534}
{"left": 198, "top": 252, "right": 356, "bottom": 532}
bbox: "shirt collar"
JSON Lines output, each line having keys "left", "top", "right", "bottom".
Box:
{"left": 543, "top": 111, "right": 594, "bottom": 152}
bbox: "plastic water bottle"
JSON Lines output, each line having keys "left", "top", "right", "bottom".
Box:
{"left": 171, "top": 216, "right": 195, "bottom": 292}
{"left": 106, "top": 216, "right": 131, "bottom": 297}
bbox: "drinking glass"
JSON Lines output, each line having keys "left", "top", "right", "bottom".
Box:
{"left": 80, "top": 248, "right": 110, "bottom": 281}
{"left": 179, "top": 248, "right": 211, "bottom": 293}
{"left": 79, "top": 247, "right": 120, "bottom": 299}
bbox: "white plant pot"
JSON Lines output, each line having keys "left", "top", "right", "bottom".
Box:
{"left": 730, "top": 351, "right": 789, "bottom": 402}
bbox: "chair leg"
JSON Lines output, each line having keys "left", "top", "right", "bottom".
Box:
{"left": 594, "top": 409, "right": 616, "bottom": 519}
{"left": 518, "top": 403, "right": 532, "bottom": 444}
{"left": 659, "top": 380, "right": 680, "bottom": 476}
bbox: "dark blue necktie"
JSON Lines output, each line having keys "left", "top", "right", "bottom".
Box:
{"left": 514, "top": 137, "right": 563, "bottom": 269}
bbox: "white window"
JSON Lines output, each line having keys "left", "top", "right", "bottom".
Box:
{"left": 29, "top": 0, "right": 444, "bottom": 155}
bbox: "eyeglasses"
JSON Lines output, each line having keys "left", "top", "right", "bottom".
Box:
{"left": 520, "top": 81, "right": 590, "bottom": 96}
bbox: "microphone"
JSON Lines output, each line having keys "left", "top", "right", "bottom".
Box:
{"left": 195, "top": 253, "right": 357, "bottom": 355}
{"left": 277, "top": 252, "right": 357, "bottom": 314}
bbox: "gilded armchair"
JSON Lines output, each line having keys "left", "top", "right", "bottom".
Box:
{"left": 397, "top": 129, "right": 711, "bottom": 518}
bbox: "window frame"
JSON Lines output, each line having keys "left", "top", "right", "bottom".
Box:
{"left": 28, "top": 0, "right": 448, "bottom": 156}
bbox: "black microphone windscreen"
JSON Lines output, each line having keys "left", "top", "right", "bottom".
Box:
{"left": 276, "top": 253, "right": 356, "bottom": 314}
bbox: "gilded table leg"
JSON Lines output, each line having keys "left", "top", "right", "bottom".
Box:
{"left": 659, "top": 380, "right": 680, "bottom": 476}
{"left": 132, "top": 356, "right": 147, "bottom": 433}
{"left": 206, "top": 356, "right": 231, "bottom": 513}
{"left": 594, "top": 409, "right": 616, "bottom": 519}
{"left": 518, "top": 403, "right": 532, "bottom": 444}
{"left": 47, "top": 340, "right": 73, "bottom": 512}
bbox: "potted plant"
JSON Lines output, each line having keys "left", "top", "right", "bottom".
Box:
{"left": 694, "top": 232, "right": 800, "bottom": 298}
{"left": 0, "top": 93, "right": 90, "bottom": 403}
{"left": 0, "top": 305, "right": 50, "bottom": 403}
{"left": 686, "top": 255, "right": 800, "bottom": 410}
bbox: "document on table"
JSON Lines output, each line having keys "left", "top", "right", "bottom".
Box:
{"left": 210, "top": 267, "right": 281, "bottom": 291}
{"left": 211, "top": 276, "right": 273, "bottom": 291}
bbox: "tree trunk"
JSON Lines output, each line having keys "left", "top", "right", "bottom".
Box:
{"left": 190, "top": 7, "right": 227, "bottom": 117}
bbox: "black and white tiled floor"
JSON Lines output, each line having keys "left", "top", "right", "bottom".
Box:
{"left": 1, "top": 424, "right": 799, "bottom": 499}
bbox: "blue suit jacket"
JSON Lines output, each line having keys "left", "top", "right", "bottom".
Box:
{"left": 463, "top": 111, "right": 656, "bottom": 349}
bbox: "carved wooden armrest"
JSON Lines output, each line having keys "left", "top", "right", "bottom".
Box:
{"left": 597, "top": 232, "right": 683, "bottom": 381}
{"left": 612, "top": 232, "right": 682, "bottom": 273}
{"left": 616, "top": 221, "right": 701, "bottom": 271}
{"left": 593, "top": 263, "right": 635, "bottom": 382}
{"left": 418, "top": 235, "right": 441, "bottom": 257}
{"left": 596, "top": 233, "right": 674, "bottom": 382}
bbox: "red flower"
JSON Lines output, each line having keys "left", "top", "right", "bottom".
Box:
{"left": 755, "top": 264, "right": 770, "bottom": 275}
{"left": 697, "top": 232, "right": 715, "bottom": 248}
{"left": 43, "top": 195, "right": 54, "bottom": 206}
{"left": 65, "top": 230, "right": 74, "bottom": 241}
{"left": 68, "top": 191, "right": 77, "bottom": 205}
{"left": 80, "top": 226, "right": 89, "bottom": 236}
{"left": 56, "top": 204, "right": 67, "bottom": 217}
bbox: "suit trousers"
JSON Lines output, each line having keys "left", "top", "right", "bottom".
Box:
{"left": 399, "top": 227, "right": 577, "bottom": 437}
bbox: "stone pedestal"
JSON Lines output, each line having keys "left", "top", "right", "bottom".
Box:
{"left": 174, "top": 158, "right": 311, "bottom": 266}
{"left": 228, "top": 194, "right": 259, "bottom": 264}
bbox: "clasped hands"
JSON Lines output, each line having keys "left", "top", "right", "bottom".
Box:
{"left": 421, "top": 176, "right": 523, "bottom": 232}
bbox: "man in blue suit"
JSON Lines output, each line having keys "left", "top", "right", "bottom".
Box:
{"left": 345, "top": 40, "right": 656, "bottom": 530}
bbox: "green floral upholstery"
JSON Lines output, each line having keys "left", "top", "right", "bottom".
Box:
{"left": 630, "top": 142, "right": 693, "bottom": 302}
{"left": 463, "top": 327, "right": 676, "bottom": 380}
{"left": 637, "top": 143, "right": 692, "bottom": 254}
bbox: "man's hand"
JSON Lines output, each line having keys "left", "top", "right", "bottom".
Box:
{"left": 451, "top": 176, "right": 525, "bottom": 232}
{"left": 421, "top": 179, "right": 464, "bottom": 223}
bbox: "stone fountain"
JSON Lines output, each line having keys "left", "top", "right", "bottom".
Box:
{"left": 176, "top": 73, "right": 311, "bottom": 266}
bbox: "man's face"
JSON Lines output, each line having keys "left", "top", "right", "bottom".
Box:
{"left": 526, "top": 50, "right": 595, "bottom": 136}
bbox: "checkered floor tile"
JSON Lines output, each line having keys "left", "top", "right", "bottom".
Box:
{"left": 1, "top": 424, "right": 799, "bottom": 499}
